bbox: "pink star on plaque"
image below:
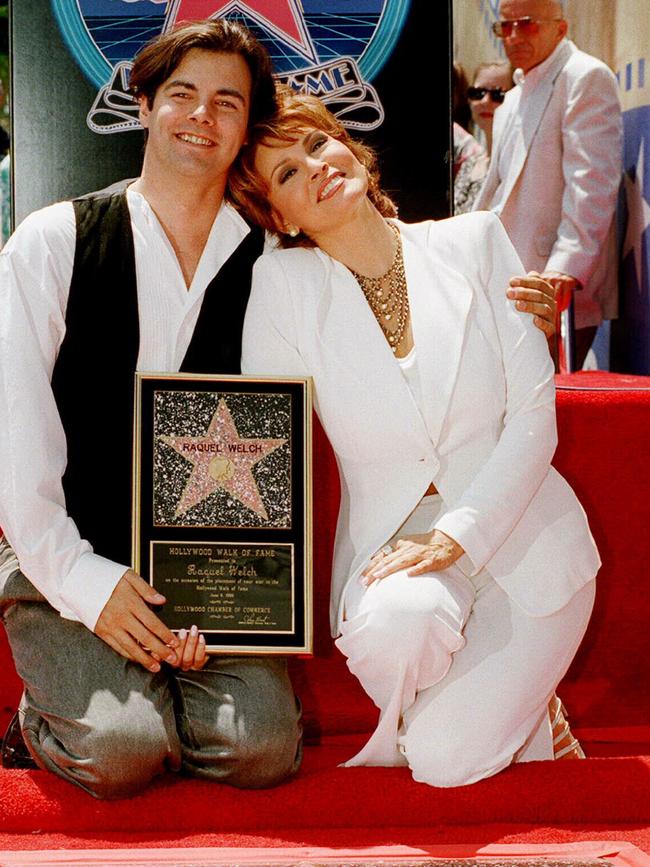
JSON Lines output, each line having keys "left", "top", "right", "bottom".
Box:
{"left": 164, "top": 0, "right": 318, "bottom": 64}
{"left": 160, "top": 399, "right": 286, "bottom": 520}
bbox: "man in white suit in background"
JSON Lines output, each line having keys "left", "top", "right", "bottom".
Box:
{"left": 474, "top": 0, "right": 623, "bottom": 368}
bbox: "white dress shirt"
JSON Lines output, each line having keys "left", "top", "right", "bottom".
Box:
{"left": 0, "top": 188, "right": 250, "bottom": 630}
{"left": 396, "top": 346, "right": 424, "bottom": 411}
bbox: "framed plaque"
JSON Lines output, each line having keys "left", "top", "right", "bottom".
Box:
{"left": 133, "top": 373, "right": 312, "bottom": 655}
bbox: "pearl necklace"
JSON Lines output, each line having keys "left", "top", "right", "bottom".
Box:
{"left": 352, "top": 223, "right": 409, "bottom": 354}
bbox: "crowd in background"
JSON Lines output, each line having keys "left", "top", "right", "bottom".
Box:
{"left": 452, "top": 1, "right": 623, "bottom": 371}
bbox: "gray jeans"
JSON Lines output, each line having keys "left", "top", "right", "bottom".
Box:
{"left": 0, "top": 538, "right": 302, "bottom": 799}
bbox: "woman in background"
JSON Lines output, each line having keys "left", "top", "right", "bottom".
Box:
{"left": 455, "top": 60, "right": 513, "bottom": 213}
{"left": 452, "top": 62, "right": 488, "bottom": 214}
{"left": 467, "top": 60, "right": 513, "bottom": 157}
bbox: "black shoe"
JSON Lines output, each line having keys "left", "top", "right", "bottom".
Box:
{"left": 1, "top": 711, "right": 38, "bottom": 769}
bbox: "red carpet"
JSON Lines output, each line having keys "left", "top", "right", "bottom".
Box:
{"left": 0, "top": 372, "right": 649, "bottom": 854}
{"left": 2, "top": 732, "right": 650, "bottom": 834}
{"left": 1, "top": 749, "right": 650, "bottom": 835}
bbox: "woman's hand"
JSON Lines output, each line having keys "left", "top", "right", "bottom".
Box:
{"left": 362, "top": 530, "right": 465, "bottom": 586}
{"left": 506, "top": 271, "right": 557, "bottom": 339}
{"left": 155, "top": 625, "right": 208, "bottom": 671}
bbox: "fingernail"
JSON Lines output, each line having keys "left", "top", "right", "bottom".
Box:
{"left": 150, "top": 593, "right": 165, "bottom": 603}
{"left": 178, "top": 628, "right": 187, "bottom": 640}
{"left": 516, "top": 300, "right": 525, "bottom": 309}
{"left": 199, "top": 634, "right": 205, "bottom": 644}
{"left": 169, "top": 636, "right": 180, "bottom": 647}
{"left": 506, "top": 289, "right": 515, "bottom": 297}
{"left": 166, "top": 651, "right": 177, "bottom": 664}
{"left": 151, "top": 652, "right": 161, "bottom": 661}
{"left": 150, "top": 663, "right": 161, "bottom": 672}
{"left": 190, "top": 625, "right": 198, "bottom": 637}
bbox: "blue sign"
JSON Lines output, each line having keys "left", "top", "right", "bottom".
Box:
{"left": 621, "top": 103, "right": 650, "bottom": 372}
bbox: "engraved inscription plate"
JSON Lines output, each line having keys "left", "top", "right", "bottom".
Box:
{"left": 133, "top": 373, "right": 312, "bottom": 654}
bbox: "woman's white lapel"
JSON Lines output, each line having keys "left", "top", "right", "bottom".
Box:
{"left": 313, "top": 249, "right": 429, "bottom": 450}
{"left": 401, "top": 221, "right": 474, "bottom": 446}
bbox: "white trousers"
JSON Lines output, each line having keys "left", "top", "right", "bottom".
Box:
{"left": 336, "top": 495, "right": 596, "bottom": 788}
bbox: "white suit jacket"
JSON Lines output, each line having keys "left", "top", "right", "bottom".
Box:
{"left": 474, "top": 40, "right": 622, "bottom": 329}
{"left": 241, "top": 213, "right": 600, "bottom": 636}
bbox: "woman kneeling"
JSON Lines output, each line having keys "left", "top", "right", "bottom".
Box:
{"left": 232, "top": 88, "right": 599, "bottom": 787}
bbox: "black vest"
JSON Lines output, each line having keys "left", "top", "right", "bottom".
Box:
{"left": 50, "top": 183, "right": 264, "bottom": 567}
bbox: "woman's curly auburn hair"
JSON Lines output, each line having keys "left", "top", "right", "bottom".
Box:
{"left": 228, "top": 86, "right": 397, "bottom": 248}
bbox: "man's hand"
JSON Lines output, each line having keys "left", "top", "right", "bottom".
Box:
{"left": 506, "top": 271, "right": 558, "bottom": 338}
{"left": 174, "top": 625, "right": 208, "bottom": 672}
{"left": 362, "top": 530, "right": 465, "bottom": 586}
{"left": 94, "top": 570, "right": 180, "bottom": 672}
{"left": 540, "top": 270, "right": 580, "bottom": 313}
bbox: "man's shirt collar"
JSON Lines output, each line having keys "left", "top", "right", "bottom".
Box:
{"left": 513, "top": 38, "right": 569, "bottom": 90}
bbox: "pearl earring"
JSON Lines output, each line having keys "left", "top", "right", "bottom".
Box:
{"left": 286, "top": 225, "right": 299, "bottom": 238}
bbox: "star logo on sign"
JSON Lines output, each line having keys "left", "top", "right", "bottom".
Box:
{"left": 160, "top": 399, "right": 286, "bottom": 520}
{"left": 623, "top": 139, "right": 650, "bottom": 292}
{"left": 164, "top": 0, "right": 319, "bottom": 65}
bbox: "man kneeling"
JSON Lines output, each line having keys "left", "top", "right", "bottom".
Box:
{"left": 0, "top": 20, "right": 301, "bottom": 799}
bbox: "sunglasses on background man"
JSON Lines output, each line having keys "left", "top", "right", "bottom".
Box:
{"left": 492, "top": 17, "right": 562, "bottom": 38}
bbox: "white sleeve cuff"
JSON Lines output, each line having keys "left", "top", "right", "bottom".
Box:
{"left": 434, "top": 507, "right": 489, "bottom": 576}
{"left": 59, "top": 552, "right": 129, "bottom": 632}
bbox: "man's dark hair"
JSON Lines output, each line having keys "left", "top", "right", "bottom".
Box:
{"left": 129, "top": 19, "right": 276, "bottom": 127}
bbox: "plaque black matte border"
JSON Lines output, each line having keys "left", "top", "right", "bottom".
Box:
{"left": 133, "top": 373, "right": 312, "bottom": 655}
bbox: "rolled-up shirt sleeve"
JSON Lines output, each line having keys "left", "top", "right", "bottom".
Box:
{"left": 0, "top": 204, "right": 126, "bottom": 630}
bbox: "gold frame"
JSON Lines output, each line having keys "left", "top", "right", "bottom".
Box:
{"left": 133, "top": 372, "right": 313, "bottom": 655}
